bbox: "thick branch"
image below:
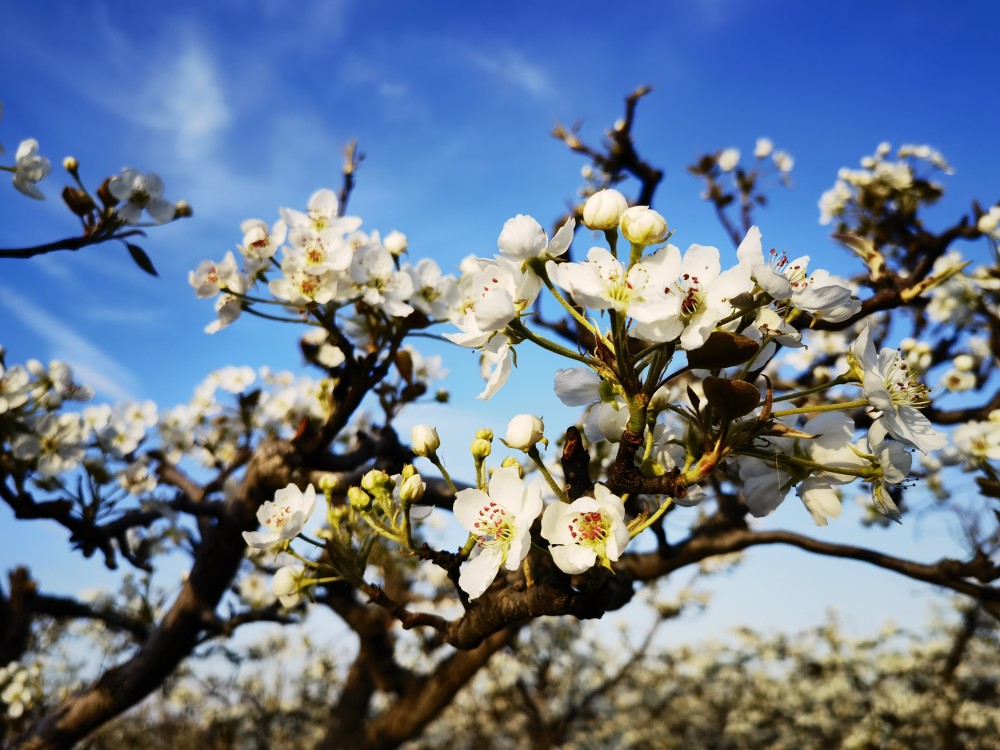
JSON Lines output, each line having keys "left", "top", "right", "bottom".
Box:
{"left": 618, "top": 526, "right": 1000, "bottom": 620}
{"left": 14, "top": 439, "right": 296, "bottom": 750}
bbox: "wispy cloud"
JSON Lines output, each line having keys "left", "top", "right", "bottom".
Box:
{"left": 133, "top": 44, "right": 232, "bottom": 161}
{"left": 466, "top": 49, "right": 553, "bottom": 99}
{"left": 0, "top": 285, "right": 140, "bottom": 402}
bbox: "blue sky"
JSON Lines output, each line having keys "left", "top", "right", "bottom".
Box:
{"left": 2, "top": 0, "right": 999, "bottom": 639}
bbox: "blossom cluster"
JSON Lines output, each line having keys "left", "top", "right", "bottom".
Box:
{"left": 0, "top": 660, "right": 42, "bottom": 720}
{"left": 818, "top": 141, "right": 952, "bottom": 226}
{"left": 190, "top": 188, "right": 457, "bottom": 335}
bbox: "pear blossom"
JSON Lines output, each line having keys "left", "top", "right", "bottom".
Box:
{"left": 109, "top": 168, "right": 175, "bottom": 224}
{"left": 11, "top": 413, "right": 86, "bottom": 477}
{"left": 851, "top": 326, "right": 946, "bottom": 453}
{"left": 468, "top": 256, "right": 542, "bottom": 332}
{"left": 497, "top": 214, "right": 574, "bottom": 261}
{"left": 405, "top": 258, "right": 456, "bottom": 320}
{"left": 477, "top": 338, "right": 515, "bottom": 400}
{"left": 242, "top": 483, "right": 317, "bottom": 549}
{"left": 717, "top": 148, "right": 740, "bottom": 172}
{"left": 772, "top": 150, "right": 794, "bottom": 173}
{"left": 238, "top": 573, "right": 277, "bottom": 609}
{"left": 541, "top": 484, "right": 629, "bottom": 574}
{"left": 546, "top": 243, "right": 676, "bottom": 322}
{"left": 754, "top": 137, "right": 774, "bottom": 159}
{"left": 553, "top": 367, "right": 601, "bottom": 407}
{"left": 629, "top": 242, "right": 753, "bottom": 350}
{"left": 349, "top": 239, "right": 415, "bottom": 317}
{"left": 454, "top": 466, "right": 543, "bottom": 599}
{"left": 866, "top": 421, "right": 912, "bottom": 523}
{"left": 269, "top": 255, "right": 338, "bottom": 307}
{"left": 238, "top": 218, "right": 286, "bottom": 264}
{"left": 205, "top": 272, "right": 250, "bottom": 333}
{"left": 280, "top": 188, "right": 362, "bottom": 236}
{"left": 12, "top": 139, "right": 51, "bottom": 199}
{"left": 189, "top": 252, "right": 240, "bottom": 299}
{"left": 0, "top": 364, "right": 30, "bottom": 414}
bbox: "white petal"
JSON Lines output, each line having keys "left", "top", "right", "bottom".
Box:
{"left": 459, "top": 545, "right": 504, "bottom": 599}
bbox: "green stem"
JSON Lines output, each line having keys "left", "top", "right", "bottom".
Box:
{"left": 527, "top": 446, "right": 568, "bottom": 502}
{"left": 243, "top": 307, "right": 308, "bottom": 324}
{"left": 507, "top": 319, "right": 602, "bottom": 368}
{"left": 739, "top": 448, "right": 874, "bottom": 480}
{"left": 772, "top": 373, "right": 851, "bottom": 402}
{"left": 529, "top": 259, "right": 600, "bottom": 337}
{"left": 629, "top": 496, "right": 673, "bottom": 538}
{"left": 298, "top": 533, "right": 325, "bottom": 548}
{"left": 772, "top": 398, "right": 868, "bottom": 418}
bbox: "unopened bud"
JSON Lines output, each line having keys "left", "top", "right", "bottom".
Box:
{"left": 399, "top": 473, "right": 426, "bottom": 505}
{"left": 383, "top": 230, "right": 408, "bottom": 256}
{"left": 174, "top": 200, "right": 193, "bottom": 218}
{"left": 411, "top": 425, "right": 440, "bottom": 457}
{"left": 471, "top": 437, "right": 492, "bottom": 460}
{"left": 96, "top": 177, "right": 119, "bottom": 209}
{"left": 475, "top": 428, "right": 494, "bottom": 441}
{"left": 504, "top": 413, "right": 545, "bottom": 451}
{"left": 318, "top": 474, "right": 339, "bottom": 493}
{"left": 620, "top": 206, "right": 668, "bottom": 245}
{"left": 582, "top": 189, "right": 628, "bottom": 230}
{"left": 62, "top": 156, "right": 79, "bottom": 172}
{"left": 62, "top": 186, "right": 96, "bottom": 217}
{"left": 361, "top": 469, "right": 390, "bottom": 493}
{"left": 348, "top": 486, "right": 372, "bottom": 510}
{"left": 500, "top": 457, "right": 523, "bottom": 476}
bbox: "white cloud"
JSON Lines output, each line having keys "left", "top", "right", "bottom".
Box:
{"left": 0, "top": 285, "right": 140, "bottom": 402}
{"left": 132, "top": 43, "right": 232, "bottom": 162}
{"left": 466, "top": 49, "right": 553, "bottom": 99}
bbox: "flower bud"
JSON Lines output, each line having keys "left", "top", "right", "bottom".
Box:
{"left": 348, "top": 486, "right": 372, "bottom": 510}
{"left": 62, "top": 156, "right": 79, "bottom": 172}
{"left": 471, "top": 437, "right": 492, "bottom": 460}
{"left": 411, "top": 425, "right": 440, "bottom": 457}
{"left": 717, "top": 148, "right": 740, "bottom": 172}
{"left": 318, "top": 474, "right": 339, "bottom": 493}
{"left": 504, "top": 413, "right": 544, "bottom": 451}
{"left": 582, "top": 189, "right": 628, "bottom": 230}
{"left": 361, "top": 469, "right": 390, "bottom": 493}
{"left": 174, "top": 200, "right": 193, "bottom": 218}
{"left": 620, "top": 206, "right": 668, "bottom": 245}
{"left": 383, "top": 230, "right": 408, "bottom": 255}
{"left": 399, "top": 473, "right": 426, "bottom": 505}
{"left": 500, "top": 457, "right": 523, "bottom": 476}
{"left": 62, "top": 186, "right": 96, "bottom": 217}
{"left": 273, "top": 565, "right": 305, "bottom": 608}
{"left": 475, "top": 428, "right": 494, "bottom": 441}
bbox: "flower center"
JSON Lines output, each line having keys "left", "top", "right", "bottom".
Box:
{"left": 567, "top": 510, "right": 609, "bottom": 547}
{"left": 666, "top": 274, "right": 704, "bottom": 320}
{"left": 473, "top": 501, "right": 513, "bottom": 548}
{"left": 883, "top": 356, "right": 929, "bottom": 407}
